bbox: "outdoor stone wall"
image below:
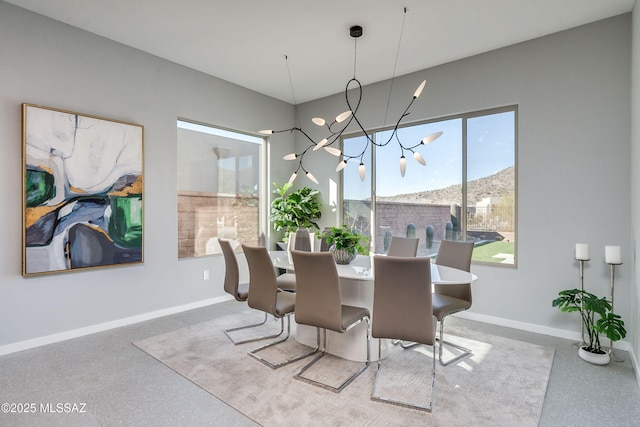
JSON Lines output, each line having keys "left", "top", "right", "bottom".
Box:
{"left": 344, "top": 200, "right": 453, "bottom": 253}
{"left": 177, "top": 191, "right": 259, "bottom": 258}
{"left": 177, "top": 194, "right": 498, "bottom": 258}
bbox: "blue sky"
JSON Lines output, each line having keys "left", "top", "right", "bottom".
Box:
{"left": 344, "top": 110, "right": 515, "bottom": 199}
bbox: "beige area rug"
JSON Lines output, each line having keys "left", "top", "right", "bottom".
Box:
{"left": 133, "top": 312, "right": 554, "bottom": 426}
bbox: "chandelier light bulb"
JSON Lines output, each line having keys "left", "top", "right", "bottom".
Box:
{"left": 413, "top": 80, "right": 427, "bottom": 98}
{"left": 261, "top": 11, "right": 443, "bottom": 182}
{"left": 313, "top": 138, "right": 329, "bottom": 151}
{"left": 422, "top": 131, "right": 443, "bottom": 145}
{"left": 335, "top": 110, "right": 352, "bottom": 123}
{"left": 287, "top": 172, "right": 297, "bottom": 185}
{"left": 324, "top": 146, "right": 342, "bottom": 156}
{"left": 306, "top": 171, "right": 319, "bottom": 184}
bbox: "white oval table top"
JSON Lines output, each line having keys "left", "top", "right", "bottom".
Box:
{"left": 269, "top": 252, "right": 477, "bottom": 284}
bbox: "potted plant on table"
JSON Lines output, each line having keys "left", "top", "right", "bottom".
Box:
{"left": 320, "top": 225, "right": 370, "bottom": 265}
{"left": 552, "top": 288, "right": 626, "bottom": 365}
{"left": 270, "top": 182, "right": 322, "bottom": 250}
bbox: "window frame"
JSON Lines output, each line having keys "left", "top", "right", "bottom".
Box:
{"left": 339, "top": 105, "right": 518, "bottom": 267}
{"left": 177, "top": 118, "right": 267, "bottom": 258}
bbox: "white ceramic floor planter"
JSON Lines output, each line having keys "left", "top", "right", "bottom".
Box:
{"left": 578, "top": 347, "right": 610, "bottom": 365}
{"left": 287, "top": 229, "right": 315, "bottom": 252}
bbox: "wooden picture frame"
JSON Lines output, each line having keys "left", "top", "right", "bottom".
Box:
{"left": 22, "top": 104, "right": 144, "bottom": 276}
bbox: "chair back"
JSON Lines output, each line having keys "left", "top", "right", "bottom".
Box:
{"left": 319, "top": 227, "right": 331, "bottom": 252}
{"left": 372, "top": 256, "right": 435, "bottom": 345}
{"left": 219, "top": 238, "right": 241, "bottom": 300}
{"left": 434, "top": 240, "right": 474, "bottom": 303}
{"left": 242, "top": 244, "right": 278, "bottom": 316}
{"left": 387, "top": 236, "right": 419, "bottom": 257}
{"left": 291, "top": 251, "right": 343, "bottom": 332}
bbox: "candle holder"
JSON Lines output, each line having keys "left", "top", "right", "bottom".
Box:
{"left": 573, "top": 258, "right": 588, "bottom": 348}
{"left": 607, "top": 261, "right": 624, "bottom": 362}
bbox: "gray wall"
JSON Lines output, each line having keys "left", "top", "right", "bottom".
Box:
{"left": 290, "top": 15, "right": 635, "bottom": 358}
{"left": 0, "top": 0, "right": 637, "bottom": 375}
{"left": 631, "top": 5, "right": 640, "bottom": 373}
{"left": 0, "top": 1, "right": 295, "bottom": 350}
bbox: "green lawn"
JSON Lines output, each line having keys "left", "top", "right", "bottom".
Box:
{"left": 472, "top": 241, "right": 514, "bottom": 263}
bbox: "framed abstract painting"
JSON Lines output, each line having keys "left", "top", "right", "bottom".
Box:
{"left": 22, "top": 104, "right": 144, "bottom": 276}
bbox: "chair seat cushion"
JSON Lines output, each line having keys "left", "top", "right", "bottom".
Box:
{"left": 432, "top": 293, "right": 471, "bottom": 321}
{"left": 275, "top": 290, "right": 296, "bottom": 316}
{"left": 276, "top": 273, "right": 296, "bottom": 291}
{"left": 340, "top": 305, "right": 370, "bottom": 331}
{"left": 237, "top": 282, "right": 250, "bottom": 300}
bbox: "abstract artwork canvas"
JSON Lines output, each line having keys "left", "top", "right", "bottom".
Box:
{"left": 22, "top": 104, "right": 144, "bottom": 276}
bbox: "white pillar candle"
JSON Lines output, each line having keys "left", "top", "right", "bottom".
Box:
{"left": 575, "top": 243, "right": 589, "bottom": 260}
{"left": 605, "top": 245, "right": 621, "bottom": 264}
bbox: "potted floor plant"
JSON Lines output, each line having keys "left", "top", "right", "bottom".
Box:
{"left": 552, "top": 288, "right": 626, "bottom": 365}
{"left": 270, "top": 182, "right": 321, "bottom": 250}
{"left": 320, "top": 225, "right": 370, "bottom": 264}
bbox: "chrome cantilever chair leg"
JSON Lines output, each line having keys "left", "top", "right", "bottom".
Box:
{"left": 247, "top": 315, "right": 318, "bottom": 369}
{"left": 223, "top": 312, "right": 276, "bottom": 345}
{"left": 294, "top": 318, "right": 370, "bottom": 393}
{"left": 399, "top": 340, "right": 418, "bottom": 349}
{"left": 371, "top": 338, "right": 436, "bottom": 412}
{"left": 398, "top": 316, "right": 472, "bottom": 366}
{"left": 436, "top": 316, "right": 472, "bottom": 366}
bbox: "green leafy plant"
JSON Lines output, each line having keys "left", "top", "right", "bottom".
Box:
{"left": 270, "top": 182, "right": 322, "bottom": 241}
{"left": 552, "top": 288, "right": 626, "bottom": 354}
{"left": 320, "top": 225, "right": 370, "bottom": 255}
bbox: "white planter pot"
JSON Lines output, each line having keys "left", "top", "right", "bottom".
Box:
{"left": 578, "top": 347, "right": 610, "bottom": 365}
{"left": 288, "top": 229, "right": 316, "bottom": 252}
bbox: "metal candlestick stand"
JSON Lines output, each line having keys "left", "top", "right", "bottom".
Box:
{"left": 573, "top": 258, "right": 588, "bottom": 348}
{"left": 607, "top": 262, "right": 624, "bottom": 362}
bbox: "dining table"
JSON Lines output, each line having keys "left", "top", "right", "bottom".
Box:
{"left": 269, "top": 251, "right": 478, "bottom": 362}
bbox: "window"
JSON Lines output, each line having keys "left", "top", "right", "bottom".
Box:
{"left": 177, "top": 120, "right": 264, "bottom": 258}
{"left": 342, "top": 106, "right": 516, "bottom": 265}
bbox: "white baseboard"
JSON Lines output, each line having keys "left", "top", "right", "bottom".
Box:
{"left": 629, "top": 347, "right": 640, "bottom": 386}
{"left": 0, "top": 295, "right": 233, "bottom": 356}
{"left": 455, "top": 311, "right": 631, "bottom": 351}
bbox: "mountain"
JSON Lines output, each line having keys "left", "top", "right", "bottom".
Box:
{"left": 377, "top": 166, "right": 514, "bottom": 205}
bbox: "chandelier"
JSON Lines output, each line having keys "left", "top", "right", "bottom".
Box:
{"left": 260, "top": 8, "right": 442, "bottom": 185}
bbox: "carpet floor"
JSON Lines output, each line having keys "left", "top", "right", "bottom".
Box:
{"left": 133, "top": 312, "right": 554, "bottom": 427}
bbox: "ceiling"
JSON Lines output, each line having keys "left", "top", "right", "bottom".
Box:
{"left": 6, "top": 0, "right": 635, "bottom": 104}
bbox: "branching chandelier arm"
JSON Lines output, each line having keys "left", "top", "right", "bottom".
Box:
{"left": 259, "top": 7, "right": 442, "bottom": 184}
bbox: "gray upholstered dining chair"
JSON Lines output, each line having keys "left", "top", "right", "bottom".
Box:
{"left": 319, "top": 227, "right": 332, "bottom": 252}
{"left": 273, "top": 227, "right": 319, "bottom": 292}
{"left": 386, "top": 235, "right": 421, "bottom": 346}
{"left": 219, "top": 238, "right": 268, "bottom": 345}
{"left": 371, "top": 255, "right": 437, "bottom": 412}
{"left": 431, "top": 239, "right": 475, "bottom": 365}
{"left": 275, "top": 271, "right": 297, "bottom": 292}
{"left": 386, "top": 236, "right": 419, "bottom": 257}
{"left": 290, "top": 250, "right": 370, "bottom": 393}
{"left": 242, "top": 244, "right": 317, "bottom": 369}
